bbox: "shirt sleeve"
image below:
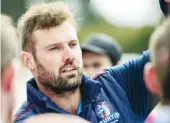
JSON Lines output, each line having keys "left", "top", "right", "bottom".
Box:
{"left": 106, "top": 50, "right": 154, "bottom": 120}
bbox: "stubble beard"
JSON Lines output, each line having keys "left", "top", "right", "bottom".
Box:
{"left": 35, "top": 60, "right": 83, "bottom": 95}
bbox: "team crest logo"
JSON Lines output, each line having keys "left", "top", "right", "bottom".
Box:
{"left": 95, "top": 101, "right": 111, "bottom": 119}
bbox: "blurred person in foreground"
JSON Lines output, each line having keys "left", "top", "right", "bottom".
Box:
{"left": 147, "top": 0, "right": 170, "bottom": 117}
{"left": 1, "top": 14, "right": 18, "bottom": 123}
{"left": 159, "top": 0, "right": 170, "bottom": 16}
{"left": 23, "top": 113, "right": 89, "bottom": 123}
{"left": 14, "top": 2, "right": 155, "bottom": 123}
{"left": 81, "top": 33, "right": 122, "bottom": 76}
{"left": 144, "top": 17, "right": 170, "bottom": 123}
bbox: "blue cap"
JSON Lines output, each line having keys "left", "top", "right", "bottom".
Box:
{"left": 81, "top": 33, "right": 122, "bottom": 65}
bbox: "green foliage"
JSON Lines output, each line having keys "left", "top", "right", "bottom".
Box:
{"left": 78, "top": 19, "right": 155, "bottom": 53}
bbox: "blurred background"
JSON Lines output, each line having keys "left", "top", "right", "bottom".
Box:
{"left": 2, "top": 0, "right": 164, "bottom": 53}
{"left": 1, "top": 0, "right": 164, "bottom": 113}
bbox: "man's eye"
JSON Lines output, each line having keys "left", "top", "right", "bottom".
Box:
{"left": 93, "top": 62, "right": 101, "bottom": 68}
{"left": 70, "top": 42, "right": 77, "bottom": 47}
{"left": 83, "top": 64, "right": 88, "bottom": 68}
{"left": 49, "top": 47, "right": 56, "bottom": 50}
{"left": 49, "top": 46, "right": 60, "bottom": 51}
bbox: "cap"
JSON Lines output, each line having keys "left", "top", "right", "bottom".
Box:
{"left": 81, "top": 33, "right": 122, "bottom": 65}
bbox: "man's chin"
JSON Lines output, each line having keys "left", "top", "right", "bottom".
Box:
{"left": 61, "top": 75, "right": 80, "bottom": 86}
{"left": 52, "top": 83, "right": 80, "bottom": 94}
{"left": 57, "top": 76, "right": 82, "bottom": 94}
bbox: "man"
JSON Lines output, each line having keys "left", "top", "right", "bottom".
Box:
{"left": 81, "top": 33, "right": 122, "bottom": 76}
{"left": 14, "top": 2, "right": 154, "bottom": 123}
{"left": 1, "top": 13, "right": 88, "bottom": 123}
{"left": 159, "top": 0, "right": 170, "bottom": 16}
{"left": 1, "top": 14, "right": 18, "bottom": 123}
{"left": 144, "top": 17, "right": 170, "bottom": 123}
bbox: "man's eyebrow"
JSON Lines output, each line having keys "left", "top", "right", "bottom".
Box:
{"left": 45, "top": 43, "right": 61, "bottom": 49}
{"left": 45, "top": 39, "right": 78, "bottom": 49}
{"left": 69, "top": 39, "right": 78, "bottom": 43}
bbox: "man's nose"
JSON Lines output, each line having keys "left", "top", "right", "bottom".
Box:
{"left": 63, "top": 46, "right": 74, "bottom": 63}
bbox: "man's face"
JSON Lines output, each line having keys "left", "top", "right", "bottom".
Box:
{"left": 32, "top": 21, "right": 83, "bottom": 94}
{"left": 82, "top": 52, "right": 112, "bottom": 76}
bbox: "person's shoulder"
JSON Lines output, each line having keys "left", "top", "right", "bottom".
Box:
{"left": 145, "top": 105, "right": 170, "bottom": 123}
{"left": 14, "top": 101, "right": 35, "bottom": 123}
{"left": 90, "top": 71, "right": 106, "bottom": 80}
{"left": 90, "top": 70, "right": 115, "bottom": 85}
{"left": 23, "top": 114, "right": 90, "bottom": 123}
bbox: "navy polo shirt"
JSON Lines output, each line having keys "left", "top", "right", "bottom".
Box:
{"left": 14, "top": 50, "right": 154, "bottom": 123}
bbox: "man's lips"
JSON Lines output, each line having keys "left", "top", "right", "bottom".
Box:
{"left": 61, "top": 66, "right": 77, "bottom": 73}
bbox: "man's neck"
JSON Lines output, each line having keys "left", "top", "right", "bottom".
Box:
{"left": 38, "top": 84, "right": 81, "bottom": 115}
{"left": 52, "top": 88, "right": 81, "bottom": 115}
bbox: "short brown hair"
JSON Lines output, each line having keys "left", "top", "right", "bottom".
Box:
{"left": 1, "top": 14, "right": 18, "bottom": 69}
{"left": 149, "top": 17, "right": 170, "bottom": 103}
{"left": 18, "top": 2, "right": 77, "bottom": 53}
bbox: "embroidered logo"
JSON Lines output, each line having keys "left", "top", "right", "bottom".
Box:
{"left": 95, "top": 101, "right": 111, "bottom": 119}
{"left": 95, "top": 101, "right": 120, "bottom": 123}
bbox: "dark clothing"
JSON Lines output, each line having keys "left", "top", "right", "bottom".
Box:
{"left": 14, "top": 51, "right": 153, "bottom": 123}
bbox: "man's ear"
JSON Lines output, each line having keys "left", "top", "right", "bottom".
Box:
{"left": 20, "top": 51, "right": 36, "bottom": 70}
{"left": 144, "top": 62, "right": 160, "bottom": 94}
{"left": 1, "top": 64, "right": 15, "bottom": 92}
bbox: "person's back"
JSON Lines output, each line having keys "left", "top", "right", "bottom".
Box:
{"left": 144, "top": 17, "right": 170, "bottom": 123}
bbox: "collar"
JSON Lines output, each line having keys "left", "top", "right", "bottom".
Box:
{"left": 27, "top": 74, "right": 102, "bottom": 110}
{"left": 27, "top": 78, "right": 51, "bottom": 107}
{"left": 77, "top": 98, "right": 82, "bottom": 115}
{"left": 27, "top": 78, "right": 68, "bottom": 113}
{"left": 81, "top": 75, "right": 102, "bottom": 103}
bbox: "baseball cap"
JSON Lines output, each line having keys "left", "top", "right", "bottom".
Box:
{"left": 159, "top": 0, "right": 170, "bottom": 16}
{"left": 81, "top": 33, "right": 122, "bottom": 65}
